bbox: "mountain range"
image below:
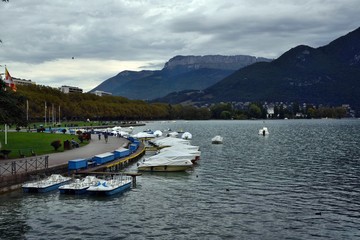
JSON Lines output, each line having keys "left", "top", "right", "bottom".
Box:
{"left": 92, "top": 26, "right": 360, "bottom": 114}
{"left": 155, "top": 27, "right": 360, "bottom": 113}
{"left": 90, "top": 55, "right": 271, "bottom": 100}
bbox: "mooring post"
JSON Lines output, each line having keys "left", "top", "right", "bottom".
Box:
{"left": 125, "top": 172, "right": 142, "bottom": 187}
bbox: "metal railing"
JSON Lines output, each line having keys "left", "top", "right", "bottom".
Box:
{"left": 0, "top": 156, "right": 49, "bottom": 176}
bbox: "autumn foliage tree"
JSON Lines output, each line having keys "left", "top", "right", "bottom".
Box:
{"left": 15, "top": 84, "right": 210, "bottom": 122}
{"left": 0, "top": 80, "right": 27, "bottom": 126}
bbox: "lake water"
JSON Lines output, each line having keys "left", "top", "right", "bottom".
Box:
{"left": 1, "top": 119, "right": 360, "bottom": 240}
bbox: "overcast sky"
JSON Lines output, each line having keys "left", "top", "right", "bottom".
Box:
{"left": 1, "top": 0, "right": 359, "bottom": 92}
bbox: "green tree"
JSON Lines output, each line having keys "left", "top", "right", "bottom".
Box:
{"left": 248, "top": 103, "right": 262, "bottom": 119}
{"left": 220, "top": 110, "right": 232, "bottom": 119}
{"left": 306, "top": 107, "right": 316, "bottom": 119}
{"left": 210, "top": 103, "right": 232, "bottom": 119}
{"left": 279, "top": 104, "right": 285, "bottom": 119}
{"left": 0, "top": 82, "right": 27, "bottom": 126}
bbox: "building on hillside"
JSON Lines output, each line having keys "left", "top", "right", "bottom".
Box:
{"left": 13, "top": 77, "right": 36, "bottom": 86}
{"left": 267, "top": 107, "right": 274, "bottom": 118}
{"left": 92, "top": 90, "right": 112, "bottom": 96}
{"left": 0, "top": 73, "right": 36, "bottom": 86}
{"left": 59, "top": 85, "right": 83, "bottom": 94}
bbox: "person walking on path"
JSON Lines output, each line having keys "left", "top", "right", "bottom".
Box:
{"left": 98, "top": 133, "right": 101, "bottom": 140}
{"left": 104, "top": 131, "right": 108, "bottom": 143}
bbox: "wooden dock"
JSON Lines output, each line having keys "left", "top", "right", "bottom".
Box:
{"left": 145, "top": 146, "right": 158, "bottom": 151}
{"left": 79, "top": 171, "right": 142, "bottom": 185}
{"left": 77, "top": 142, "right": 145, "bottom": 174}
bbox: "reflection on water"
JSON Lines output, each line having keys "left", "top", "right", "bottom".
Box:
{"left": 1, "top": 119, "right": 360, "bottom": 240}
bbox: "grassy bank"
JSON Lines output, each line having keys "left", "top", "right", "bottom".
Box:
{"left": 0, "top": 132, "right": 89, "bottom": 159}
{"left": 2, "top": 120, "right": 142, "bottom": 131}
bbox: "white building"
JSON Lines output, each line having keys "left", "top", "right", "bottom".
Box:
{"left": 0, "top": 73, "right": 35, "bottom": 86}
{"left": 13, "top": 77, "right": 36, "bottom": 86}
{"left": 267, "top": 107, "right": 274, "bottom": 118}
{"left": 59, "top": 85, "right": 83, "bottom": 94}
{"left": 92, "top": 90, "right": 112, "bottom": 96}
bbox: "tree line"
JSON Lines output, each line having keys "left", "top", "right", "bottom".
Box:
{"left": 1, "top": 84, "right": 212, "bottom": 126}
{"left": 209, "top": 102, "right": 347, "bottom": 120}
{"left": 0, "top": 82, "right": 349, "bottom": 127}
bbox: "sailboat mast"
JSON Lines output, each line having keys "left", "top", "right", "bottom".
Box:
{"left": 26, "top": 100, "right": 29, "bottom": 121}
{"left": 44, "top": 101, "right": 47, "bottom": 126}
{"left": 58, "top": 105, "right": 61, "bottom": 124}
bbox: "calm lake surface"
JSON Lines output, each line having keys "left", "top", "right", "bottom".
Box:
{"left": 1, "top": 119, "right": 360, "bottom": 240}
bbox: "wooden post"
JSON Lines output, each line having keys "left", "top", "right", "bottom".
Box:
{"left": 125, "top": 172, "right": 142, "bottom": 187}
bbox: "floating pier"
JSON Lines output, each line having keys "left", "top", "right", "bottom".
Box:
{"left": 77, "top": 171, "right": 142, "bottom": 186}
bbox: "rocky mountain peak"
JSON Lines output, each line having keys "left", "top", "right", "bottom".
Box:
{"left": 164, "top": 55, "right": 272, "bottom": 71}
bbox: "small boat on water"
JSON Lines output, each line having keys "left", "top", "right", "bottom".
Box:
{"left": 59, "top": 175, "right": 100, "bottom": 194}
{"left": 158, "top": 148, "right": 201, "bottom": 163}
{"left": 167, "top": 131, "right": 179, "bottom": 137}
{"left": 149, "top": 136, "right": 194, "bottom": 148}
{"left": 181, "top": 132, "right": 192, "bottom": 140}
{"left": 86, "top": 175, "right": 132, "bottom": 196}
{"left": 211, "top": 135, "right": 223, "bottom": 144}
{"left": 22, "top": 174, "right": 72, "bottom": 193}
{"left": 153, "top": 130, "right": 163, "bottom": 137}
{"left": 137, "top": 157, "right": 193, "bottom": 172}
{"left": 142, "top": 134, "right": 198, "bottom": 171}
{"left": 259, "top": 127, "right": 269, "bottom": 136}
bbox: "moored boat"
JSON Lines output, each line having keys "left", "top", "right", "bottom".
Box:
{"left": 149, "top": 136, "right": 193, "bottom": 148}
{"left": 59, "top": 175, "right": 100, "bottom": 194}
{"left": 258, "top": 127, "right": 269, "bottom": 136}
{"left": 211, "top": 135, "right": 223, "bottom": 144}
{"left": 137, "top": 157, "right": 193, "bottom": 172}
{"left": 158, "top": 148, "right": 201, "bottom": 163}
{"left": 181, "top": 132, "right": 192, "bottom": 140}
{"left": 86, "top": 175, "right": 132, "bottom": 196}
{"left": 22, "top": 174, "right": 72, "bottom": 193}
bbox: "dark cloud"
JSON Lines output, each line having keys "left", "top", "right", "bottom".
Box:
{"left": 0, "top": 0, "right": 359, "bottom": 91}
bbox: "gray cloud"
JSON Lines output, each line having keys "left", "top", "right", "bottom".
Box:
{"left": 0, "top": 0, "right": 359, "bottom": 91}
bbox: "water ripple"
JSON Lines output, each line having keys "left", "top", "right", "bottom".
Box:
{"left": 1, "top": 119, "right": 360, "bottom": 239}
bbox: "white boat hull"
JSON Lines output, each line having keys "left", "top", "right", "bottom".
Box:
{"left": 259, "top": 127, "right": 269, "bottom": 135}
{"left": 138, "top": 165, "right": 193, "bottom": 172}
{"left": 87, "top": 180, "right": 132, "bottom": 196}
{"left": 22, "top": 174, "right": 72, "bottom": 193}
{"left": 211, "top": 135, "right": 223, "bottom": 144}
{"left": 59, "top": 176, "right": 101, "bottom": 195}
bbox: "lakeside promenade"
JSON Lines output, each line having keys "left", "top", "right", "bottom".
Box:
{"left": 0, "top": 134, "right": 137, "bottom": 193}
{"left": 2, "top": 134, "right": 129, "bottom": 167}
{"left": 45, "top": 134, "right": 129, "bottom": 168}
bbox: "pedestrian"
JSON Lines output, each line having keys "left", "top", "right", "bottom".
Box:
{"left": 98, "top": 133, "right": 101, "bottom": 140}
{"left": 104, "top": 131, "right": 108, "bottom": 143}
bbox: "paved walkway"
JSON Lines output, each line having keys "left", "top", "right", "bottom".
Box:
{"left": 49, "top": 135, "right": 129, "bottom": 167}
{"left": 5, "top": 134, "right": 129, "bottom": 168}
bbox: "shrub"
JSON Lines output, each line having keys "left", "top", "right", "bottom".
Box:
{"left": 78, "top": 134, "right": 84, "bottom": 143}
{"left": 51, "top": 140, "right": 62, "bottom": 151}
{"left": 61, "top": 129, "right": 67, "bottom": 134}
{"left": 37, "top": 127, "right": 45, "bottom": 133}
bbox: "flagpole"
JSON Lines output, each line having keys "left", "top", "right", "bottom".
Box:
{"left": 44, "top": 101, "right": 47, "bottom": 126}
{"left": 26, "top": 100, "right": 29, "bottom": 122}
{"left": 52, "top": 103, "right": 54, "bottom": 125}
{"left": 54, "top": 104, "right": 56, "bottom": 124}
{"left": 4, "top": 124, "right": 7, "bottom": 145}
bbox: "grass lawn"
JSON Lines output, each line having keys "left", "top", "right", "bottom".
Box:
{"left": 0, "top": 132, "right": 89, "bottom": 159}
{"left": 8, "top": 120, "right": 126, "bottom": 130}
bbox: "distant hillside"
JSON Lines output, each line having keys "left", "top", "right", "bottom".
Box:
{"left": 159, "top": 27, "right": 360, "bottom": 112}
{"left": 91, "top": 55, "right": 272, "bottom": 100}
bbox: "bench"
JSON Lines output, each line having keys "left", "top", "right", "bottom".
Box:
{"left": 18, "top": 149, "right": 36, "bottom": 158}
{"left": 19, "top": 150, "right": 25, "bottom": 158}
